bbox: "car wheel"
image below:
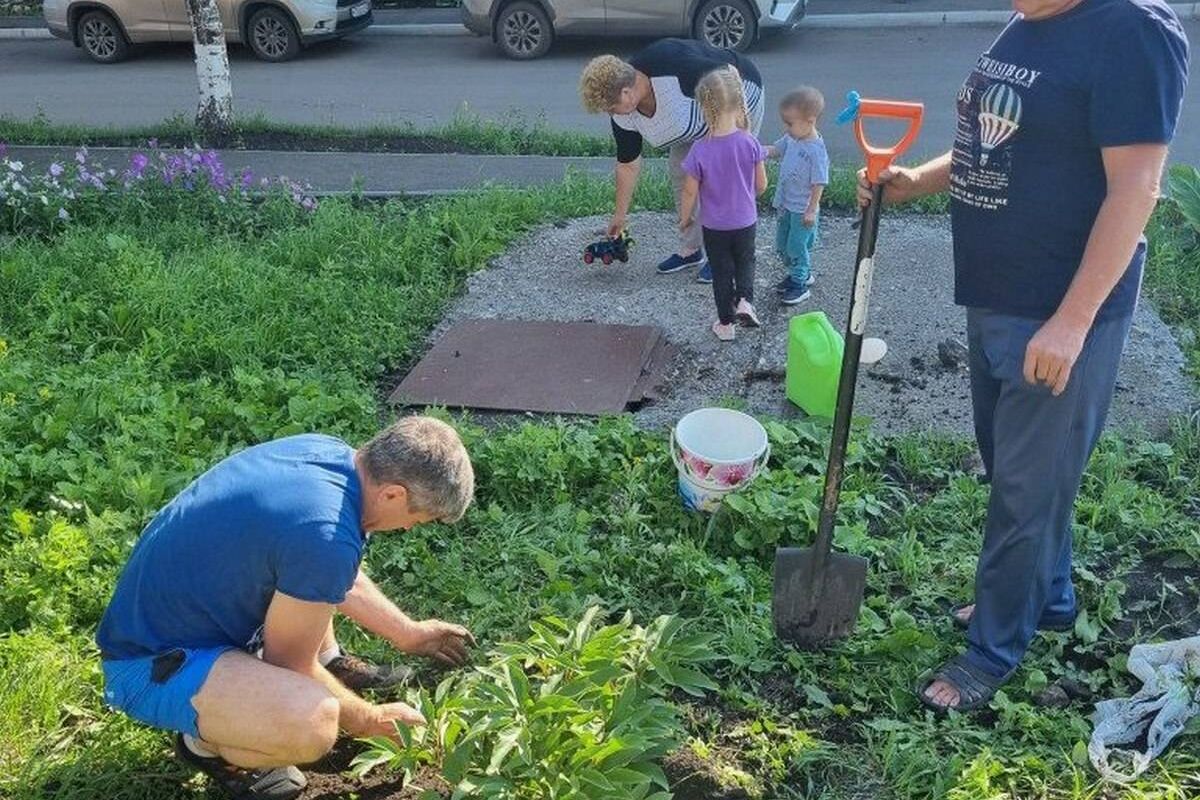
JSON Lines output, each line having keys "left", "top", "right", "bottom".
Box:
{"left": 77, "top": 10, "right": 129, "bottom": 64}
{"left": 248, "top": 7, "right": 300, "bottom": 62}
{"left": 496, "top": 1, "right": 553, "bottom": 60}
{"left": 693, "top": 0, "right": 758, "bottom": 52}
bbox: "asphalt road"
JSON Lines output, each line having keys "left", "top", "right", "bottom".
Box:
{"left": 1, "top": 23, "right": 1197, "bottom": 164}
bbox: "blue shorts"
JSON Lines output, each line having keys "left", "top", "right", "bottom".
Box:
{"left": 101, "top": 647, "right": 233, "bottom": 738}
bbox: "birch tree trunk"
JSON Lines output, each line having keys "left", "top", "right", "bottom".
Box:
{"left": 184, "top": 0, "right": 234, "bottom": 144}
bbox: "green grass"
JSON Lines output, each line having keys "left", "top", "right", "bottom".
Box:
{"left": 1145, "top": 201, "right": 1200, "bottom": 377}
{"left": 0, "top": 112, "right": 951, "bottom": 215}
{"left": 0, "top": 109, "right": 618, "bottom": 157}
{"left": 0, "top": 162, "right": 1197, "bottom": 799}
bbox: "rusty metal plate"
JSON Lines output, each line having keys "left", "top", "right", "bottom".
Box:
{"left": 390, "top": 320, "right": 670, "bottom": 415}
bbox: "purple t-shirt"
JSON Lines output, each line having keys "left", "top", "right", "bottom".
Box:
{"left": 681, "top": 129, "right": 766, "bottom": 231}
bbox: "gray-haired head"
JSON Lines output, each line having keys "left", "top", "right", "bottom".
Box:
{"left": 360, "top": 416, "right": 475, "bottom": 523}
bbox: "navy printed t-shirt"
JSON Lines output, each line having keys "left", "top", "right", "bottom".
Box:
{"left": 951, "top": 0, "right": 1189, "bottom": 320}
{"left": 97, "top": 434, "right": 365, "bottom": 660}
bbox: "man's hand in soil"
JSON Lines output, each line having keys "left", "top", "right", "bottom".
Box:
{"left": 1024, "top": 314, "right": 1090, "bottom": 396}
{"left": 401, "top": 620, "right": 476, "bottom": 667}
{"left": 363, "top": 701, "right": 426, "bottom": 737}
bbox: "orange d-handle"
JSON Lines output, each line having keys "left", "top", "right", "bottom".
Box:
{"left": 843, "top": 93, "right": 924, "bottom": 184}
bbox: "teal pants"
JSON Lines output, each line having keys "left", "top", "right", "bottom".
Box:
{"left": 775, "top": 210, "right": 818, "bottom": 285}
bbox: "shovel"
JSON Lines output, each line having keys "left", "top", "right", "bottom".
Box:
{"left": 773, "top": 93, "right": 924, "bottom": 647}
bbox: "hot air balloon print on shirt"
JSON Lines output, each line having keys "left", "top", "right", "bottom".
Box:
{"left": 977, "top": 83, "right": 1023, "bottom": 168}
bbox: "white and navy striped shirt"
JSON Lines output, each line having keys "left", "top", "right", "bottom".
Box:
{"left": 611, "top": 39, "right": 765, "bottom": 163}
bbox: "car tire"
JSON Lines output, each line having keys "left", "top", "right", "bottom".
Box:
{"left": 495, "top": 1, "right": 553, "bottom": 60}
{"left": 693, "top": 0, "right": 758, "bottom": 53}
{"left": 77, "top": 10, "right": 129, "bottom": 64}
{"left": 247, "top": 7, "right": 301, "bottom": 62}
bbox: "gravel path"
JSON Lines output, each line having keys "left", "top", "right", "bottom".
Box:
{"left": 423, "top": 212, "right": 1195, "bottom": 438}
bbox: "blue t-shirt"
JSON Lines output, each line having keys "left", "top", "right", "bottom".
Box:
{"left": 772, "top": 134, "right": 830, "bottom": 213}
{"left": 950, "top": 0, "right": 1189, "bottom": 320}
{"left": 97, "top": 434, "right": 366, "bottom": 660}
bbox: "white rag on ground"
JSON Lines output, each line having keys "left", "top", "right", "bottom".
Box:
{"left": 1089, "top": 635, "right": 1200, "bottom": 782}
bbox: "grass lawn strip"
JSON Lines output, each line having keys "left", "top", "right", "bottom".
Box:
{"left": 0, "top": 151, "right": 1197, "bottom": 799}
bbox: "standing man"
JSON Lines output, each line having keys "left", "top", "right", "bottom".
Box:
{"left": 97, "top": 416, "right": 476, "bottom": 799}
{"left": 858, "top": 0, "right": 1188, "bottom": 712}
{"left": 579, "top": 39, "right": 765, "bottom": 284}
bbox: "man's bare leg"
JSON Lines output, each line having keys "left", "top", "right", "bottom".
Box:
{"left": 190, "top": 650, "right": 339, "bottom": 768}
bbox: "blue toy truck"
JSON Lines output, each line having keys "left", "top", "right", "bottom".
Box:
{"left": 583, "top": 230, "right": 634, "bottom": 265}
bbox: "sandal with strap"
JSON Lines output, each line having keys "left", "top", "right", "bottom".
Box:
{"left": 949, "top": 602, "right": 1076, "bottom": 633}
{"left": 917, "top": 654, "right": 1014, "bottom": 715}
{"left": 174, "top": 735, "right": 307, "bottom": 800}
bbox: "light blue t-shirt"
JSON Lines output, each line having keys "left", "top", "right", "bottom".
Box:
{"left": 772, "top": 134, "right": 831, "bottom": 214}
{"left": 97, "top": 434, "right": 365, "bottom": 660}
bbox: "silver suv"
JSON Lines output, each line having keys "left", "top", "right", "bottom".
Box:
{"left": 43, "top": 0, "right": 373, "bottom": 63}
{"left": 462, "top": 0, "right": 808, "bottom": 59}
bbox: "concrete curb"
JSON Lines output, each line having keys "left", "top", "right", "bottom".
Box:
{"left": 0, "top": 27, "right": 51, "bottom": 39}
{"left": 2, "top": 4, "right": 1196, "bottom": 40}
{"left": 804, "top": 9, "right": 1010, "bottom": 26}
{"left": 362, "top": 23, "right": 469, "bottom": 36}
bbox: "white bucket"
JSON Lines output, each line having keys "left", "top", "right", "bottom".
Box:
{"left": 670, "top": 408, "right": 770, "bottom": 513}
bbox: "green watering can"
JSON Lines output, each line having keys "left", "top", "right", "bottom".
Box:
{"left": 785, "top": 311, "right": 843, "bottom": 419}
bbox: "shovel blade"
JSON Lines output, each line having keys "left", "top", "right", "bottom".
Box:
{"left": 772, "top": 546, "right": 869, "bottom": 647}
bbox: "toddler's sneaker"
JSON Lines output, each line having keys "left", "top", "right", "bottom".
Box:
{"left": 775, "top": 276, "right": 794, "bottom": 294}
{"left": 781, "top": 285, "right": 811, "bottom": 305}
{"left": 712, "top": 321, "right": 736, "bottom": 342}
{"left": 696, "top": 262, "right": 713, "bottom": 284}
{"left": 735, "top": 299, "right": 761, "bottom": 327}
{"left": 656, "top": 251, "right": 706, "bottom": 275}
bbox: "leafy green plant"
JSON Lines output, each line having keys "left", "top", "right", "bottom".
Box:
{"left": 0, "top": 508, "right": 135, "bottom": 633}
{"left": 1167, "top": 164, "right": 1200, "bottom": 233}
{"left": 2, "top": 159, "right": 1198, "bottom": 800}
{"left": 353, "top": 607, "right": 719, "bottom": 799}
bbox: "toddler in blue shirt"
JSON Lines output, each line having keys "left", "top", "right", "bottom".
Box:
{"left": 765, "top": 87, "right": 830, "bottom": 305}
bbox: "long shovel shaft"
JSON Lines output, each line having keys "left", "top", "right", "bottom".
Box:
{"left": 806, "top": 182, "right": 885, "bottom": 602}
{"left": 774, "top": 93, "right": 922, "bottom": 646}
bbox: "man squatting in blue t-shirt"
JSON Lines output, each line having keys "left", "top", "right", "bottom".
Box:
{"left": 96, "top": 416, "right": 475, "bottom": 799}
{"left": 855, "top": 0, "right": 1188, "bottom": 713}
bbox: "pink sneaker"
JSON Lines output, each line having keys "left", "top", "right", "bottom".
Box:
{"left": 712, "top": 321, "right": 736, "bottom": 342}
{"left": 735, "top": 299, "right": 761, "bottom": 327}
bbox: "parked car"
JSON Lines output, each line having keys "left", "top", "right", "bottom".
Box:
{"left": 461, "top": 0, "right": 808, "bottom": 59}
{"left": 42, "top": 0, "right": 373, "bottom": 63}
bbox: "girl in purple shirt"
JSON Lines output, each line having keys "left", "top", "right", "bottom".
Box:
{"left": 679, "top": 66, "right": 769, "bottom": 342}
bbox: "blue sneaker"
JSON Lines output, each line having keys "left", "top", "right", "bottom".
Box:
{"left": 777, "top": 275, "right": 813, "bottom": 294}
{"left": 656, "top": 251, "right": 706, "bottom": 275}
{"left": 696, "top": 262, "right": 713, "bottom": 284}
{"left": 782, "top": 285, "right": 812, "bottom": 305}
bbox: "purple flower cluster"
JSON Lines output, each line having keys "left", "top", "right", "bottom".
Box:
{"left": 0, "top": 139, "right": 320, "bottom": 232}
{"left": 280, "top": 177, "right": 319, "bottom": 212}
{"left": 158, "top": 148, "right": 231, "bottom": 192}
{"left": 125, "top": 153, "right": 150, "bottom": 183}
